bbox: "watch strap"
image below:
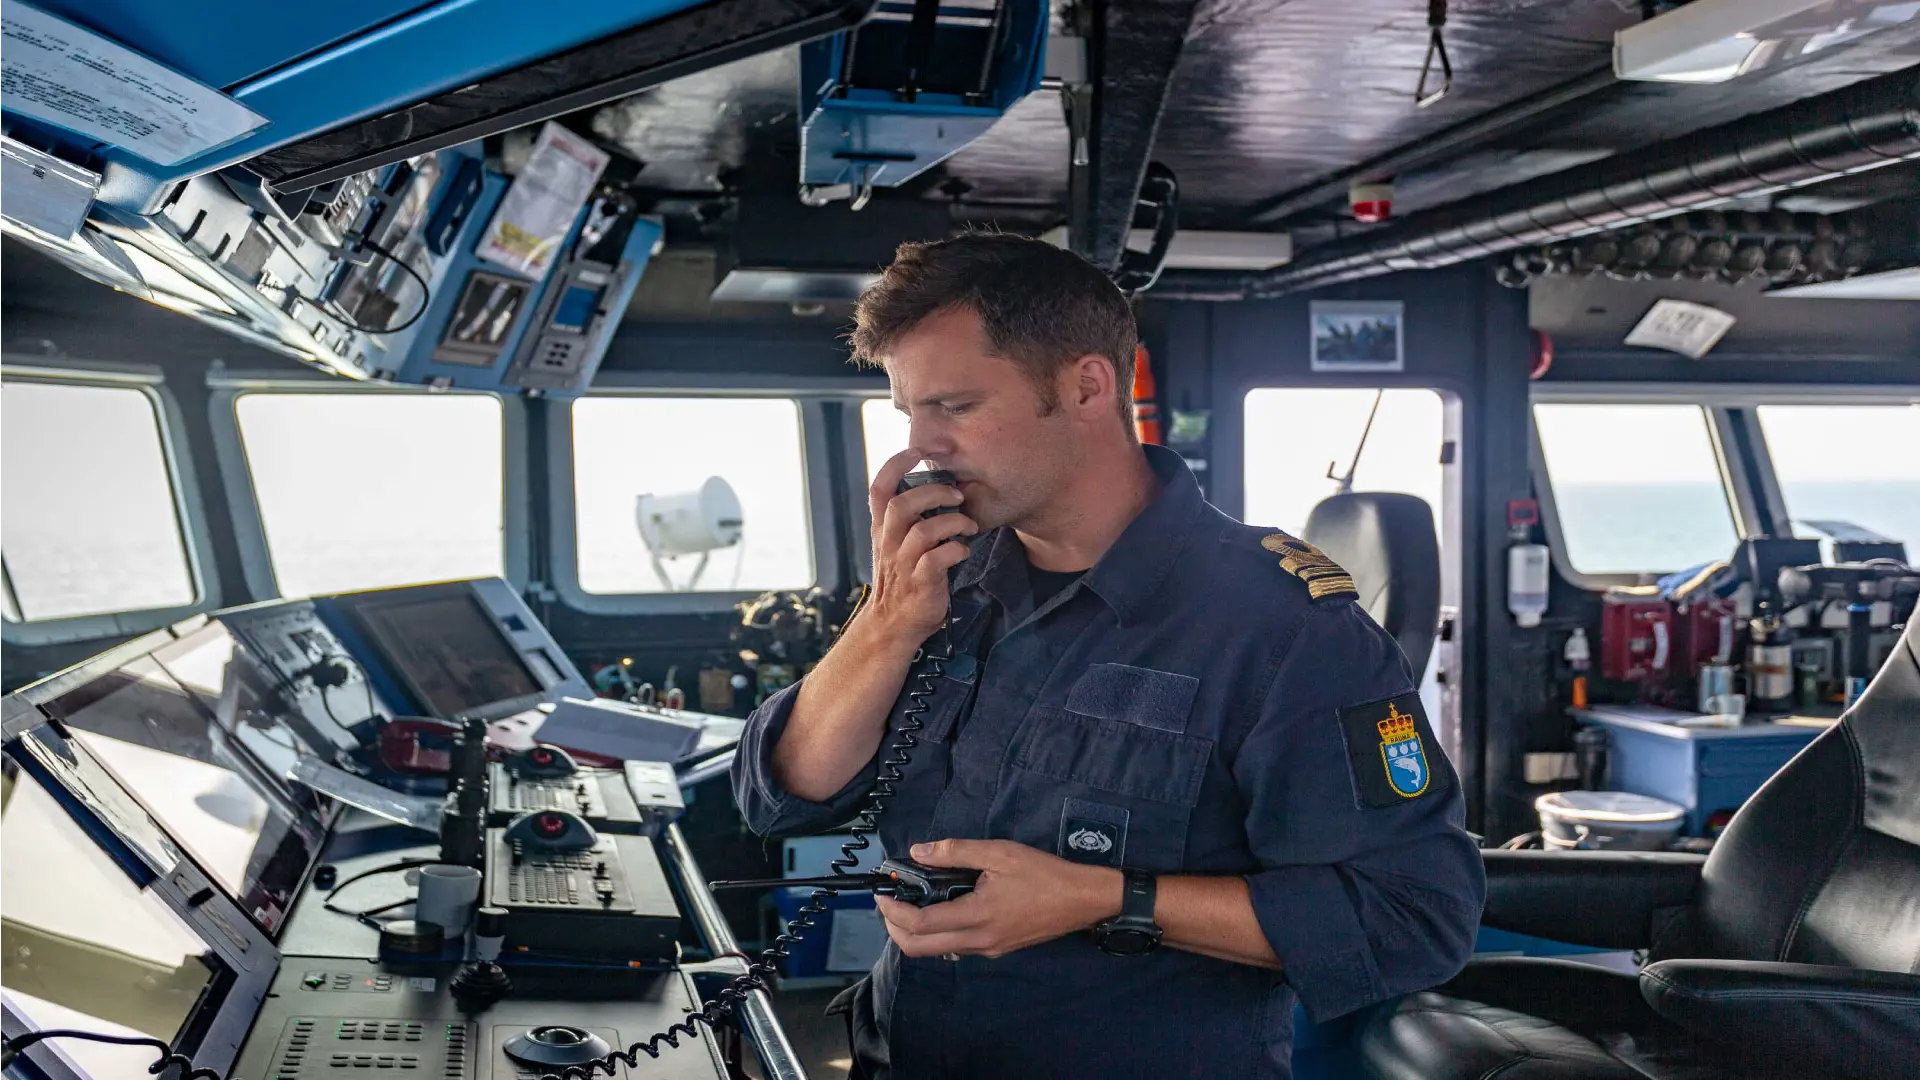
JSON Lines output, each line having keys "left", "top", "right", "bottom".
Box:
{"left": 1119, "top": 868, "right": 1156, "bottom": 924}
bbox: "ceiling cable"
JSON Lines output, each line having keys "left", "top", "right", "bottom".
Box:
{"left": 1417, "top": 0, "right": 1453, "bottom": 108}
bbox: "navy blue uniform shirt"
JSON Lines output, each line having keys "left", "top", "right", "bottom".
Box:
{"left": 734, "top": 446, "right": 1485, "bottom": 1079}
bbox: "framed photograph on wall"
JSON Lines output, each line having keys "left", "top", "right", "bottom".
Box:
{"left": 1310, "top": 301, "right": 1405, "bottom": 372}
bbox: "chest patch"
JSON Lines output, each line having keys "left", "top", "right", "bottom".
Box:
{"left": 1056, "top": 798, "right": 1128, "bottom": 866}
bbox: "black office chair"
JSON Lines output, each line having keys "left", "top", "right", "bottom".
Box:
{"left": 1302, "top": 492, "right": 1441, "bottom": 675}
{"left": 1357, "top": 616, "right": 1920, "bottom": 1080}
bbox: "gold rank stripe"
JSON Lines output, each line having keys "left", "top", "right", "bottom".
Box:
{"left": 1260, "top": 532, "right": 1359, "bottom": 602}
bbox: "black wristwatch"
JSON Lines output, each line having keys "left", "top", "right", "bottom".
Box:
{"left": 1092, "top": 868, "right": 1161, "bottom": 956}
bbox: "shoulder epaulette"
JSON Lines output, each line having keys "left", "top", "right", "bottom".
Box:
{"left": 1260, "top": 531, "right": 1358, "bottom": 603}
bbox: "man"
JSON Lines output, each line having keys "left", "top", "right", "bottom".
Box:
{"left": 732, "top": 233, "right": 1484, "bottom": 1079}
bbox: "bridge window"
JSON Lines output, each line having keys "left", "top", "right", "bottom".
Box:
{"left": 235, "top": 393, "right": 505, "bottom": 597}
{"left": 1534, "top": 403, "right": 1739, "bottom": 576}
{"left": 1756, "top": 404, "right": 1920, "bottom": 553}
{"left": 1243, "top": 388, "right": 1447, "bottom": 535}
{"left": 862, "top": 397, "right": 910, "bottom": 481}
{"left": 571, "top": 396, "right": 813, "bottom": 593}
{"left": 2, "top": 381, "right": 197, "bottom": 621}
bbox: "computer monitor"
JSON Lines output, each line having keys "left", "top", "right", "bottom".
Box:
{"left": 1, "top": 756, "right": 227, "bottom": 1080}
{"left": 152, "top": 620, "right": 363, "bottom": 781}
{"left": 29, "top": 642, "right": 330, "bottom": 938}
{"left": 332, "top": 585, "right": 544, "bottom": 718}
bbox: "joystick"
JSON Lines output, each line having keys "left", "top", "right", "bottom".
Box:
{"left": 450, "top": 906, "right": 513, "bottom": 1011}
{"left": 502, "top": 1026, "right": 612, "bottom": 1068}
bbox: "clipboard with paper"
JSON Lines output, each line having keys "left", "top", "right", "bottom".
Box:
{"left": 473, "top": 121, "right": 611, "bottom": 279}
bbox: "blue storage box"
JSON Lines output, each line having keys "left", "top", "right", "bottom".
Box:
{"left": 1576, "top": 705, "right": 1827, "bottom": 835}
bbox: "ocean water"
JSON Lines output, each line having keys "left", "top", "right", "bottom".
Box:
{"left": 1553, "top": 480, "right": 1920, "bottom": 577}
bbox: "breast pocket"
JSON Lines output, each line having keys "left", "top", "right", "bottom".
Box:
{"left": 1005, "top": 707, "right": 1213, "bottom": 872}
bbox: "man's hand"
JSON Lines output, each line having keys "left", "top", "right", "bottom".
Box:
{"left": 873, "top": 839, "right": 1122, "bottom": 960}
{"left": 768, "top": 447, "right": 976, "bottom": 802}
{"left": 866, "top": 447, "right": 977, "bottom": 641}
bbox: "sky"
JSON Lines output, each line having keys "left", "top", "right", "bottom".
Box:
{"left": 572, "top": 396, "right": 812, "bottom": 593}
{"left": 236, "top": 393, "right": 506, "bottom": 597}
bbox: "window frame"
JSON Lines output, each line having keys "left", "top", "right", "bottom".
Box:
{"left": 1530, "top": 384, "right": 1781, "bottom": 588}
{"left": 850, "top": 390, "right": 906, "bottom": 585}
{"left": 1, "top": 362, "right": 220, "bottom": 646}
{"left": 546, "top": 372, "right": 861, "bottom": 615}
{"left": 207, "top": 370, "right": 529, "bottom": 600}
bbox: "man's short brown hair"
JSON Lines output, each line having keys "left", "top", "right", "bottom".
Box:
{"left": 850, "top": 232, "right": 1138, "bottom": 420}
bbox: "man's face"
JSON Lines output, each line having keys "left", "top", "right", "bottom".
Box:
{"left": 885, "top": 306, "right": 1079, "bottom": 531}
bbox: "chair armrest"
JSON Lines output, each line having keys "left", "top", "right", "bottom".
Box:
{"left": 1641, "top": 959, "right": 1920, "bottom": 1079}
{"left": 1481, "top": 849, "right": 1704, "bottom": 949}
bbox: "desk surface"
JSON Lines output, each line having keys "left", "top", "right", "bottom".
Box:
{"left": 1575, "top": 704, "right": 1837, "bottom": 741}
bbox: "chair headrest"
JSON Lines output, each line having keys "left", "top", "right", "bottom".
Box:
{"left": 1302, "top": 492, "right": 1441, "bottom": 675}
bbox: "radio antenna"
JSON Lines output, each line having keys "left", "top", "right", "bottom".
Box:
{"left": 1327, "top": 389, "right": 1386, "bottom": 495}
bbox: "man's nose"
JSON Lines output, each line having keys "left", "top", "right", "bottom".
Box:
{"left": 909, "top": 418, "right": 955, "bottom": 459}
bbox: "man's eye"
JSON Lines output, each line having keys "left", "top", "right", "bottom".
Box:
{"left": 943, "top": 403, "right": 973, "bottom": 416}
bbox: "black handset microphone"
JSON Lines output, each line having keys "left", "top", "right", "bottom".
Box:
{"left": 898, "top": 467, "right": 960, "bottom": 511}
{"left": 523, "top": 492, "right": 968, "bottom": 1079}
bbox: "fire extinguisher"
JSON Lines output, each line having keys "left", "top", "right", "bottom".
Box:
{"left": 1133, "top": 344, "right": 1161, "bottom": 445}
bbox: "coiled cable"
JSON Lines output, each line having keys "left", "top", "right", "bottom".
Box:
{"left": 2, "top": 632, "right": 956, "bottom": 1080}
{"left": 528, "top": 628, "right": 955, "bottom": 1080}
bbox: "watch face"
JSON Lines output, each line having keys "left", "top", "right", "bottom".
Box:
{"left": 1101, "top": 927, "right": 1160, "bottom": 957}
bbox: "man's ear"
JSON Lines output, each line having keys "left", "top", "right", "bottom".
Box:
{"left": 1070, "top": 353, "right": 1117, "bottom": 418}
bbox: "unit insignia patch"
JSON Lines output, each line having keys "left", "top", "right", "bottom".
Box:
{"left": 1337, "top": 692, "right": 1446, "bottom": 808}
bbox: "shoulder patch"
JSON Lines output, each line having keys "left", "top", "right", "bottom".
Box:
{"left": 1260, "top": 531, "right": 1357, "bottom": 602}
{"left": 1338, "top": 693, "right": 1445, "bottom": 808}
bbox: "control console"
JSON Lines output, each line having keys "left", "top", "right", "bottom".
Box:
{"left": 235, "top": 962, "right": 727, "bottom": 1079}
{"left": 487, "top": 746, "right": 684, "bottom": 837}
{"left": 486, "top": 810, "right": 680, "bottom": 963}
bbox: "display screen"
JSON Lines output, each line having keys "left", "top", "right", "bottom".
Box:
{"left": 36, "top": 652, "right": 327, "bottom": 937}
{"left": 2, "top": 758, "right": 223, "bottom": 1080}
{"left": 346, "top": 589, "right": 543, "bottom": 717}
{"left": 550, "top": 283, "right": 603, "bottom": 333}
{"left": 155, "top": 619, "right": 372, "bottom": 770}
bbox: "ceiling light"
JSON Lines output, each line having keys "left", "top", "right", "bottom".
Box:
{"left": 1039, "top": 228, "right": 1293, "bottom": 271}
{"left": 1615, "top": 0, "right": 1920, "bottom": 84}
{"left": 1767, "top": 266, "right": 1920, "bottom": 299}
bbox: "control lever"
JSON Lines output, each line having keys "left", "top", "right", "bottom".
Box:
{"left": 710, "top": 857, "right": 981, "bottom": 907}
{"left": 438, "top": 717, "right": 490, "bottom": 869}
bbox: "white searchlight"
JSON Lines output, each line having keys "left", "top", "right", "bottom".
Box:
{"left": 636, "top": 476, "right": 745, "bottom": 591}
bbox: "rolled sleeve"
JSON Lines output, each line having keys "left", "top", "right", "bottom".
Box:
{"left": 1234, "top": 602, "right": 1486, "bottom": 1022}
{"left": 731, "top": 679, "right": 881, "bottom": 837}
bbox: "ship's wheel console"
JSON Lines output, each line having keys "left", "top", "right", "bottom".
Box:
{"left": 1, "top": 580, "right": 795, "bottom": 1080}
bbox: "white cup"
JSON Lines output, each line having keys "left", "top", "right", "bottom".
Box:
{"left": 412, "top": 864, "right": 482, "bottom": 935}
